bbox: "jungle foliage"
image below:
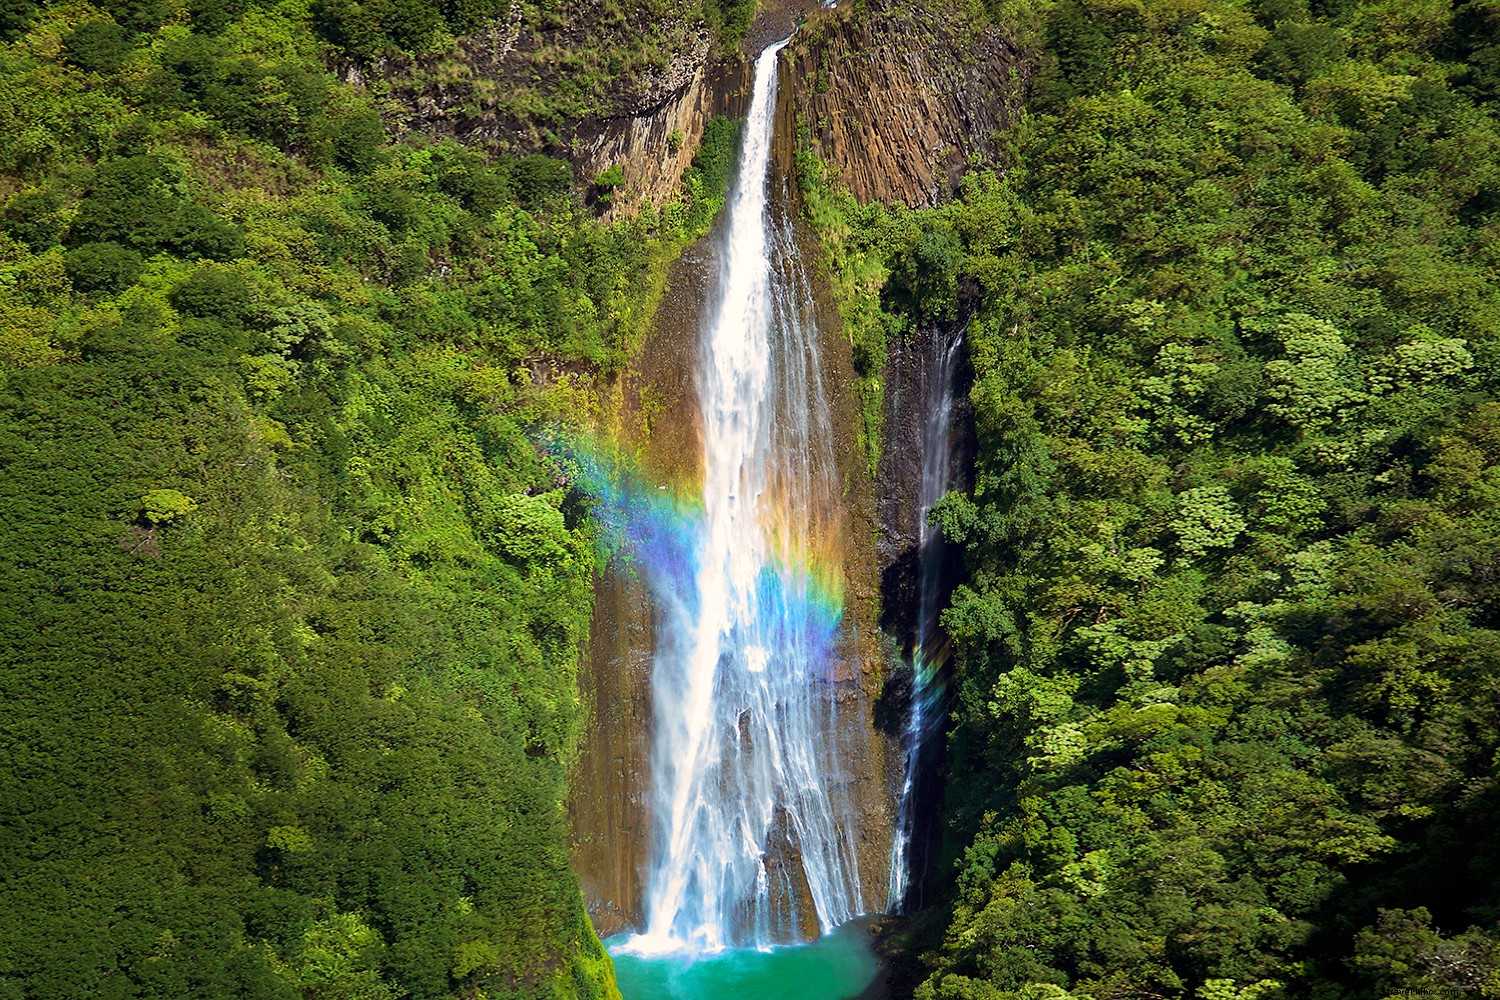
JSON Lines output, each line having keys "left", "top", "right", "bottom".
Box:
{"left": 0, "top": 2, "right": 738, "bottom": 998}
{"left": 803, "top": 0, "right": 1500, "bottom": 997}
{"left": 312, "top": 0, "right": 739, "bottom": 159}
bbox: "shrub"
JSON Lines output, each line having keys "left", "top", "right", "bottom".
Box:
{"left": 170, "top": 266, "right": 255, "bottom": 325}
{"left": 311, "top": 0, "right": 442, "bottom": 57}
{"left": 63, "top": 20, "right": 132, "bottom": 75}
{"left": 70, "top": 156, "right": 245, "bottom": 260}
{"left": 686, "top": 116, "right": 740, "bottom": 197}
{"left": 592, "top": 164, "right": 625, "bottom": 204}
{"left": 94, "top": 0, "right": 170, "bottom": 32}
{"left": 140, "top": 488, "right": 199, "bottom": 524}
{"left": 592, "top": 164, "right": 624, "bottom": 190}
{"left": 64, "top": 242, "right": 144, "bottom": 294}
{"left": 187, "top": 0, "right": 249, "bottom": 34}
{"left": 0, "top": 191, "right": 62, "bottom": 251}
{"left": 159, "top": 36, "right": 330, "bottom": 149}
{"left": 310, "top": 99, "right": 386, "bottom": 174}
{"left": 515, "top": 155, "right": 573, "bottom": 208}
{"left": 0, "top": 0, "right": 40, "bottom": 41}
{"left": 433, "top": 146, "right": 512, "bottom": 213}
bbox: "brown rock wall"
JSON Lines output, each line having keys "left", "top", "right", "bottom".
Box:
{"left": 569, "top": 570, "right": 656, "bottom": 940}
{"left": 565, "top": 230, "right": 708, "bottom": 939}
{"left": 567, "top": 145, "right": 900, "bottom": 941}
{"left": 575, "top": 56, "right": 753, "bottom": 220}
{"left": 784, "top": 0, "right": 1032, "bottom": 206}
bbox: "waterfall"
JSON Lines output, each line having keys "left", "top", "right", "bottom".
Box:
{"left": 630, "top": 39, "right": 865, "bottom": 954}
{"left": 886, "top": 322, "right": 965, "bottom": 914}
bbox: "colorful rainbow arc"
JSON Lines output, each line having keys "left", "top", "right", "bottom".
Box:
{"left": 543, "top": 431, "right": 847, "bottom": 676}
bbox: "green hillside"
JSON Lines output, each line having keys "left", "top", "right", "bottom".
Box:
{"left": 801, "top": 0, "right": 1500, "bottom": 996}
{"left": 0, "top": 2, "right": 736, "bottom": 997}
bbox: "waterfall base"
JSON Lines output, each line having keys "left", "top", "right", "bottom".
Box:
{"left": 608, "top": 920, "right": 881, "bottom": 1000}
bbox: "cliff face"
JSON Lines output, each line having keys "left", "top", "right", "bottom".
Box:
{"left": 359, "top": 2, "right": 754, "bottom": 215}
{"left": 566, "top": 167, "right": 901, "bottom": 942}
{"left": 365, "top": 0, "right": 706, "bottom": 142}
{"left": 363, "top": 0, "right": 1029, "bottom": 215}
{"left": 571, "top": 57, "right": 751, "bottom": 217}
{"left": 565, "top": 234, "right": 709, "bottom": 939}
{"left": 784, "top": 0, "right": 1033, "bottom": 207}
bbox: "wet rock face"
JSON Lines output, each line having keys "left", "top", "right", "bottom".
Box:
{"left": 567, "top": 160, "right": 900, "bottom": 943}
{"left": 568, "top": 569, "right": 656, "bottom": 940}
{"left": 874, "top": 319, "right": 975, "bottom": 911}
{"left": 784, "top": 0, "right": 1033, "bottom": 207}
{"left": 875, "top": 320, "right": 974, "bottom": 656}
{"left": 565, "top": 236, "right": 707, "bottom": 940}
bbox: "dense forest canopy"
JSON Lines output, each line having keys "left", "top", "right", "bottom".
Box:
{"left": 799, "top": 0, "right": 1500, "bottom": 997}
{"left": 7, "top": 0, "right": 1500, "bottom": 995}
{"left": 0, "top": 0, "right": 741, "bottom": 997}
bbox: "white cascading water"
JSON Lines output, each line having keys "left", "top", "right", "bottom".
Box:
{"left": 886, "top": 322, "right": 965, "bottom": 913}
{"left": 631, "top": 39, "right": 865, "bottom": 954}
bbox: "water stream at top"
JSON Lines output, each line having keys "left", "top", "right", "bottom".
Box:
{"left": 626, "top": 39, "right": 866, "bottom": 955}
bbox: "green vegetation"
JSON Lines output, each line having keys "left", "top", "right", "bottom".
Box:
{"left": 794, "top": 135, "right": 908, "bottom": 474}
{"left": 369, "top": 0, "right": 741, "bottom": 154}
{"left": 701, "top": 0, "right": 756, "bottom": 51}
{"left": 801, "top": 0, "right": 1500, "bottom": 996}
{"left": 0, "top": 2, "right": 737, "bottom": 998}
{"left": 310, "top": 0, "right": 720, "bottom": 66}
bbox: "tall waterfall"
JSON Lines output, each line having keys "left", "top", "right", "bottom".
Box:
{"left": 633, "top": 39, "right": 865, "bottom": 954}
{"left": 886, "top": 322, "right": 965, "bottom": 913}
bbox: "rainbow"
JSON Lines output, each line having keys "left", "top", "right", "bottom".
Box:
{"left": 543, "top": 431, "right": 847, "bottom": 682}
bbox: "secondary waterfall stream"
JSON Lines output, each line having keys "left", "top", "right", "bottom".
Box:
{"left": 629, "top": 39, "right": 865, "bottom": 955}
{"left": 886, "top": 322, "right": 965, "bottom": 914}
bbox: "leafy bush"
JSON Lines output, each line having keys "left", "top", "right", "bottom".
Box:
{"left": 63, "top": 20, "right": 132, "bottom": 75}
{"left": 169, "top": 266, "right": 255, "bottom": 324}
{"left": 69, "top": 156, "right": 244, "bottom": 261}
{"left": 701, "top": 0, "right": 755, "bottom": 49}
{"left": 685, "top": 116, "right": 740, "bottom": 197}
{"left": 0, "top": 0, "right": 39, "bottom": 40}
{"left": 158, "top": 35, "right": 330, "bottom": 149}
{"left": 1, "top": 190, "right": 62, "bottom": 251}
{"left": 311, "top": 0, "right": 444, "bottom": 57}
{"left": 95, "top": 0, "right": 171, "bottom": 32}
{"left": 515, "top": 154, "right": 574, "bottom": 208}
{"left": 188, "top": 0, "right": 250, "bottom": 34}
{"left": 64, "top": 241, "right": 144, "bottom": 293}
{"left": 321, "top": 101, "right": 386, "bottom": 174}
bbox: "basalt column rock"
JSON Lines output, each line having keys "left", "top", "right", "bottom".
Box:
{"left": 573, "top": 54, "right": 752, "bottom": 218}
{"left": 784, "top": 0, "right": 1033, "bottom": 207}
